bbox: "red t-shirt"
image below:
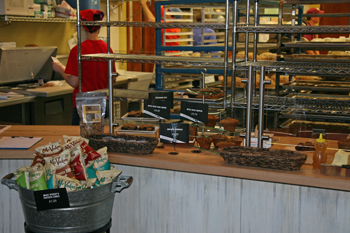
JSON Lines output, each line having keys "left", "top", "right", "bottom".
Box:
{"left": 302, "top": 22, "right": 316, "bottom": 42}
{"left": 160, "top": 19, "right": 180, "bottom": 53}
{"left": 65, "top": 40, "right": 116, "bottom": 107}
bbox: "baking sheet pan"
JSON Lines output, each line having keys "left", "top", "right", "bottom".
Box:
{"left": 280, "top": 119, "right": 350, "bottom": 131}
{"left": 284, "top": 54, "right": 350, "bottom": 63}
{"left": 121, "top": 113, "right": 160, "bottom": 122}
{"left": 115, "top": 126, "right": 159, "bottom": 134}
{"left": 284, "top": 42, "right": 350, "bottom": 48}
{"left": 283, "top": 81, "right": 350, "bottom": 92}
{"left": 174, "top": 95, "right": 230, "bottom": 103}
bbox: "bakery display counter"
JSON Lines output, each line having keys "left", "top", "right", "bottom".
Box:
{"left": 0, "top": 125, "right": 349, "bottom": 191}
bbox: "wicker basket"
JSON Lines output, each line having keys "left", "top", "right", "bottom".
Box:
{"left": 220, "top": 146, "right": 307, "bottom": 171}
{"left": 86, "top": 133, "right": 158, "bottom": 155}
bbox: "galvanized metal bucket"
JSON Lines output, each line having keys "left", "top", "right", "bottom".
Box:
{"left": 2, "top": 173, "right": 133, "bottom": 233}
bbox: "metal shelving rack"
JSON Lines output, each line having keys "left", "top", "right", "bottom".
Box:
{"left": 78, "top": 0, "right": 350, "bottom": 145}
{"left": 0, "top": 15, "right": 77, "bottom": 23}
{"left": 232, "top": 0, "right": 350, "bottom": 146}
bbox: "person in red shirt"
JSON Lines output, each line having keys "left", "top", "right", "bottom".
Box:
{"left": 140, "top": 0, "right": 180, "bottom": 52}
{"left": 52, "top": 9, "right": 116, "bottom": 125}
{"left": 302, "top": 7, "right": 324, "bottom": 55}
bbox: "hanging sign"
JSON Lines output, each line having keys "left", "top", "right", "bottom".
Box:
{"left": 180, "top": 101, "right": 208, "bottom": 123}
{"left": 144, "top": 99, "right": 171, "bottom": 119}
{"left": 159, "top": 123, "right": 189, "bottom": 143}
{"left": 149, "top": 92, "right": 174, "bottom": 108}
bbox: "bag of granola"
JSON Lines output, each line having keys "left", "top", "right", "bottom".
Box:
{"left": 76, "top": 92, "right": 107, "bottom": 137}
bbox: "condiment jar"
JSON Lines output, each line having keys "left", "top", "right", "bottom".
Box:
{"left": 38, "top": 77, "right": 44, "bottom": 86}
{"left": 312, "top": 134, "right": 328, "bottom": 169}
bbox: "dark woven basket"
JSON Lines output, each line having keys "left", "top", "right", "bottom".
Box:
{"left": 220, "top": 146, "right": 307, "bottom": 171}
{"left": 86, "top": 133, "right": 158, "bottom": 155}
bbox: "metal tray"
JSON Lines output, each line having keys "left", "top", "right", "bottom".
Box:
{"left": 283, "top": 42, "right": 350, "bottom": 49}
{"left": 284, "top": 54, "right": 350, "bottom": 63}
{"left": 280, "top": 119, "right": 350, "bottom": 131}
{"left": 174, "top": 95, "right": 230, "bottom": 103}
{"left": 121, "top": 113, "right": 160, "bottom": 122}
{"left": 286, "top": 93, "right": 350, "bottom": 101}
{"left": 283, "top": 81, "right": 350, "bottom": 92}
{"left": 280, "top": 110, "right": 350, "bottom": 123}
{"left": 115, "top": 126, "right": 159, "bottom": 134}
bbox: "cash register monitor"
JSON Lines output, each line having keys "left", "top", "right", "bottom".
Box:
{"left": 0, "top": 46, "right": 57, "bottom": 85}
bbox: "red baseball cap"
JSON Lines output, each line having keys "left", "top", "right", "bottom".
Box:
{"left": 306, "top": 8, "right": 324, "bottom": 15}
{"left": 80, "top": 9, "right": 104, "bottom": 32}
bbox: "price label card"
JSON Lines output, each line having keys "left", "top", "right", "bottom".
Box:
{"left": 34, "top": 188, "right": 70, "bottom": 211}
{"left": 159, "top": 123, "right": 189, "bottom": 143}
{"left": 149, "top": 92, "right": 174, "bottom": 108}
{"left": 144, "top": 99, "right": 171, "bottom": 119}
{"left": 180, "top": 101, "right": 208, "bottom": 123}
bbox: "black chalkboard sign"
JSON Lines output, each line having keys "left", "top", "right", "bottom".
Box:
{"left": 144, "top": 99, "right": 171, "bottom": 119}
{"left": 34, "top": 188, "right": 70, "bottom": 211}
{"left": 180, "top": 101, "right": 208, "bottom": 123}
{"left": 159, "top": 123, "right": 189, "bottom": 143}
{"left": 149, "top": 92, "right": 174, "bottom": 108}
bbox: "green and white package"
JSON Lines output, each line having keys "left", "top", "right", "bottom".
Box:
{"left": 14, "top": 166, "right": 30, "bottom": 189}
{"left": 94, "top": 147, "right": 110, "bottom": 171}
{"left": 29, "top": 163, "right": 48, "bottom": 191}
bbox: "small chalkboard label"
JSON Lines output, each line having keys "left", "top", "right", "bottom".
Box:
{"left": 34, "top": 188, "right": 70, "bottom": 211}
{"left": 159, "top": 123, "right": 189, "bottom": 143}
{"left": 144, "top": 99, "right": 171, "bottom": 119}
{"left": 180, "top": 101, "right": 208, "bottom": 123}
{"left": 149, "top": 92, "right": 174, "bottom": 108}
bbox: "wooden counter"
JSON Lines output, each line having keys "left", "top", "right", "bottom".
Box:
{"left": 0, "top": 125, "right": 349, "bottom": 191}
{"left": 1, "top": 125, "right": 350, "bottom": 233}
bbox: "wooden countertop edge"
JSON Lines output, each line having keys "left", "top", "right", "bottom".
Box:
{"left": 1, "top": 125, "right": 350, "bottom": 192}
{"left": 109, "top": 154, "right": 350, "bottom": 192}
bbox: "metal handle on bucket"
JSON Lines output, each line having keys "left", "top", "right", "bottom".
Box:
{"left": 1, "top": 173, "right": 19, "bottom": 191}
{"left": 112, "top": 176, "right": 133, "bottom": 193}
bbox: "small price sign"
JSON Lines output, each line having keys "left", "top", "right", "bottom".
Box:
{"left": 144, "top": 99, "right": 171, "bottom": 119}
{"left": 34, "top": 188, "right": 70, "bottom": 211}
{"left": 159, "top": 123, "right": 189, "bottom": 143}
{"left": 180, "top": 101, "right": 208, "bottom": 123}
{"left": 149, "top": 92, "right": 174, "bottom": 108}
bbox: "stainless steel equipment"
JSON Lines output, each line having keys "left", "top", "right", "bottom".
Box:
{"left": 1, "top": 173, "right": 133, "bottom": 233}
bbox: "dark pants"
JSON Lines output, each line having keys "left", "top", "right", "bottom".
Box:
{"left": 72, "top": 108, "right": 80, "bottom": 125}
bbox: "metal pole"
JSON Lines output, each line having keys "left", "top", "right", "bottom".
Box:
{"left": 223, "top": 0, "right": 229, "bottom": 109}
{"left": 258, "top": 66, "right": 266, "bottom": 148}
{"left": 231, "top": 0, "right": 238, "bottom": 118}
{"left": 77, "top": 0, "right": 81, "bottom": 93}
{"left": 252, "top": 0, "right": 259, "bottom": 97}
{"left": 245, "top": 0, "right": 250, "bottom": 62}
{"left": 245, "top": 66, "right": 253, "bottom": 147}
{"left": 107, "top": 0, "right": 114, "bottom": 133}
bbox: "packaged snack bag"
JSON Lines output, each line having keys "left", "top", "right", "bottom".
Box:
{"left": 63, "top": 135, "right": 89, "bottom": 144}
{"left": 31, "top": 154, "right": 46, "bottom": 167}
{"left": 63, "top": 138, "right": 101, "bottom": 165}
{"left": 29, "top": 163, "right": 48, "bottom": 191}
{"left": 14, "top": 166, "right": 30, "bottom": 188}
{"left": 43, "top": 150, "right": 76, "bottom": 178}
{"left": 35, "top": 141, "right": 62, "bottom": 157}
{"left": 78, "top": 178, "right": 97, "bottom": 190}
{"left": 63, "top": 138, "right": 85, "bottom": 150}
{"left": 94, "top": 169, "right": 122, "bottom": 187}
{"left": 45, "top": 162, "right": 57, "bottom": 189}
{"left": 94, "top": 147, "right": 110, "bottom": 171}
{"left": 70, "top": 146, "right": 88, "bottom": 180}
{"left": 76, "top": 92, "right": 107, "bottom": 137}
{"left": 57, "top": 175, "right": 82, "bottom": 192}
{"left": 80, "top": 140, "right": 101, "bottom": 165}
